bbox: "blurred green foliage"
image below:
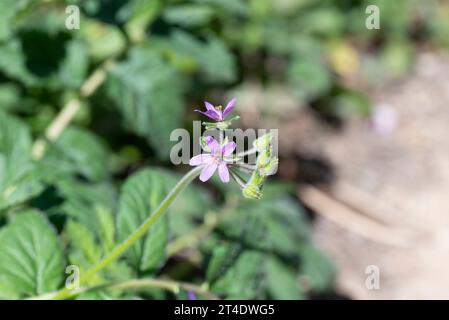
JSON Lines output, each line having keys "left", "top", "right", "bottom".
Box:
{"left": 0, "top": 0, "right": 447, "bottom": 300}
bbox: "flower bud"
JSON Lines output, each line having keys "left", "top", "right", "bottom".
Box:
{"left": 242, "top": 183, "right": 262, "bottom": 199}
{"left": 261, "top": 157, "right": 278, "bottom": 176}
{"left": 253, "top": 133, "right": 273, "bottom": 152}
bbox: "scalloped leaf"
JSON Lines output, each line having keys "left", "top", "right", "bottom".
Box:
{"left": 0, "top": 210, "right": 64, "bottom": 299}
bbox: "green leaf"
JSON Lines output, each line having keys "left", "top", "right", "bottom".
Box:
{"left": 266, "top": 256, "right": 304, "bottom": 299}
{"left": 65, "top": 217, "right": 133, "bottom": 288}
{"left": 288, "top": 55, "right": 332, "bottom": 102}
{"left": 217, "top": 203, "right": 268, "bottom": 250}
{"left": 95, "top": 205, "right": 116, "bottom": 252}
{"left": 117, "top": 168, "right": 172, "bottom": 273}
{"left": 206, "top": 243, "right": 240, "bottom": 284}
{"left": 44, "top": 126, "right": 110, "bottom": 182}
{"left": 217, "top": 198, "right": 308, "bottom": 256}
{"left": 299, "top": 8, "right": 345, "bottom": 37}
{"left": 120, "top": 0, "right": 161, "bottom": 42}
{"left": 163, "top": 5, "right": 214, "bottom": 27}
{"left": 0, "top": 110, "right": 44, "bottom": 210}
{"left": 193, "top": 0, "right": 248, "bottom": 15}
{"left": 53, "top": 178, "right": 117, "bottom": 237}
{"left": 299, "top": 243, "right": 335, "bottom": 292}
{"left": 0, "top": 210, "right": 64, "bottom": 299}
{"left": 330, "top": 89, "right": 371, "bottom": 119}
{"left": 211, "top": 250, "right": 264, "bottom": 299}
{"left": 0, "top": 4, "right": 89, "bottom": 89}
{"left": 0, "top": 171, "right": 46, "bottom": 211}
{"left": 380, "top": 41, "right": 414, "bottom": 79}
{"left": 57, "top": 40, "right": 89, "bottom": 89}
{"left": 66, "top": 219, "right": 102, "bottom": 268}
{"left": 263, "top": 198, "right": 310, "bottom": 256}
{"left": 208, "top": 209, "right": 266, "bottom": 299}
{"left": 105, "top": 48, "right": 184, "bottom": 158}
{"left": 0, "top": 84, "right": 21, "bottom": 112}
{"left": 81, "top": 19, "right": 126, "bottom": 61}
{"left": 0, "top": 0, "right": 28, "bottom": 41}
{"left": 168, "top": 30, "right": 237, "bottom": 83}
{"left": 0, "top": 33, "right": 88, "bottom": 90}
{"left": 170, "top": 182, "right": 213, "bottom": 237}
{"left": 0, "top": 39, "right": 36, "bottom": 86}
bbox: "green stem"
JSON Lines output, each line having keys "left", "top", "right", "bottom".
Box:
{"left": 104, "top": 278, "right": 219, "bottom": 300}
{"left": 31, "top": 277, "right": 219, "bottom": 300}
{"left": 52, "top": 166, "right": 203, "bottom": 300}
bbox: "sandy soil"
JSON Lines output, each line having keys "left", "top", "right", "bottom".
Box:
{"left": 237, "top": 53, "right": 449, "bottom": 299}
{"left": 311, "top": 53, "right": 449, "bottom": 299}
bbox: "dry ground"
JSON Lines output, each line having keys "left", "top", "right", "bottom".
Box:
{"left": 311, "top": 53, "right": 449, "bottom": 299}
{"left": 237, "top": 53, "right": 449, "bottom": 299}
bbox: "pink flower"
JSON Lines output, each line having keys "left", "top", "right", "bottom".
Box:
{"left": 195, "top": 98, "right": 236, "bottom": 121}
{"left": 189, "top": 137, "right": 236, "bottom": 183}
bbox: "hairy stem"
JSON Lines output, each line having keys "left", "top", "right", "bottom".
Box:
{"left": 107, "top": 279, "right": 219, "bottom": 300}
{"left": 31, "top": 277, "right": 219, "bottom": 300}
{"left": 52, "top": 166, "right": 203, "bottom": 300}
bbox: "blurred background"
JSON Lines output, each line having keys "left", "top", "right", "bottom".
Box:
{"left": 1, "top": 0, "right": 449, "bottom": 299}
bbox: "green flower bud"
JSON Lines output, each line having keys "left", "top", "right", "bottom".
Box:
{"left": 253, "top": 133, "right": 273, "bottom": 152}
{"left": 242, "top": 183, "right": 262, "bottom": 199}
{"left": 257, "top": 148, "right": 271, "bottom": 167}
{"left": 261, "top": 157, "right": 278, "bottom": 176}
{"left": 242, "top": 169, "right": 265, "bottom": 199}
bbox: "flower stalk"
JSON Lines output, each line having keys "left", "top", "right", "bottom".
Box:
{"left": 33, "top": 278, "right": 218, "bottom": 300}
{"left": 52, "top": 165, "right": 203, "bottom": 300}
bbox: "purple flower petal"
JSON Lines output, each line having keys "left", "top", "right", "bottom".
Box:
{"left": 194, "top": 109, "right": 221, "bottom": 121}
{"left": 222, "top": 141, "right": 236, "bottom": 156}
{"left": 189, "top": 154, "right": 213, "bottom": 166}
{"left": 218, "top": 163, "right": 230, "bottom": 183}
{"left": 203, "top": 101, "right": 223, "bottom": 120}
{"left": 204, "top": 101, "right": 215, "bottom": 111}
{"left": 223, "top": 97, "right": 236, "bottom": 117}
{"left": 200, "top": 161, "right": 218, "bottom": 182}
{"left": 206, "top": 137, "right": 221, "bottom": 154}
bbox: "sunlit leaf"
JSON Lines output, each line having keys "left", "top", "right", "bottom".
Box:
{"left": 44, "top": 126, "right": 110, "bottom": 182}
{"left": 117, "top": 168, "right": 172, "bottom": 273}
{"left": 0, "top": 210, "right": 64, "bottom": 299}
{"left": 0, "top": 110, "right": 44, "bottom": 210}
{"left": 266, "top": 256, "right": 304, "bottom": 299}
{"left": 105, "top": 48, "right": 184, "bottom": 158}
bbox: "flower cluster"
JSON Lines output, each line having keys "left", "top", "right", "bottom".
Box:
{"left": 190, "top": 98, "right": 278, "bottom": 199}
